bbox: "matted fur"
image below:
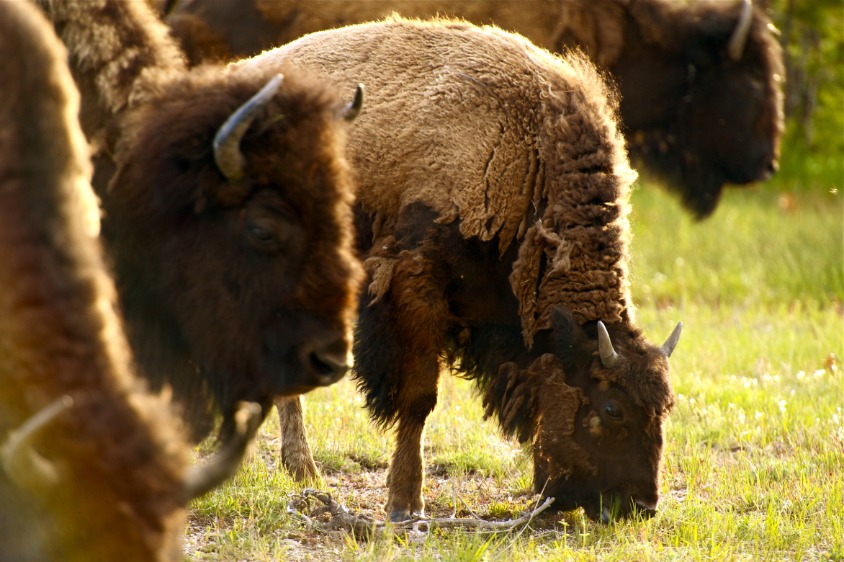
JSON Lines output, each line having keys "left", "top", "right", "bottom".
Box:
{"left": 0, "top": 2, "right": 188, "bottom": 559}
{"left": 164, "top": 0, "right": 785, "bottom": 218}
{"left": 236, "top": 18, "right": 636, "bottom": 344}
{"left": 238, "top": 18, "right": 679, "bottom": 521}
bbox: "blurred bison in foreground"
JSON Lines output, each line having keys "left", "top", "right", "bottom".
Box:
{"left": 163, "top": 0, "right": 785, "bottom": 218}
{"left": 235, "top": 17, "right": 683, "bottom": 521}
{"left": 34, "top": 0, "right": 364, "bottom": 441}
{"left": 0, "top": 3, "right": 258, "bottom": 560}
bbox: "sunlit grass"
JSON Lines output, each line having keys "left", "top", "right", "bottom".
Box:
{"left": 186, "top": 179, "right": 844, "bottom": 560}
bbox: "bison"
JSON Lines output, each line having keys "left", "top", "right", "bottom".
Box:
{"left": 233, "top": 17, "right": 683, "bottom": 521}
{"left": 0, "top": 3, "right": 257, "bottom": 559}
{"left": 162, "top": 0, "right": 785, "bottom": 218}
{"left": 32, "top": 0, "right": 364, "bottom": 441}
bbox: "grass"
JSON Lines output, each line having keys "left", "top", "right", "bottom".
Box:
{"left": 186, "top": 179, "right": 843, "bottom": 560}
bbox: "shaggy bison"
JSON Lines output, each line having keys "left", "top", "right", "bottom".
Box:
{"left": 32, "top": 0, "right": 364, "bottom": 440}
{"left": 234, "top": 18, "right": 683, "bottom": 521}
{"left": 0, "top": 3, "right": 255, "bottom": 559}
{"left": 162, "top": 0, "right": 784, "bottom": 218}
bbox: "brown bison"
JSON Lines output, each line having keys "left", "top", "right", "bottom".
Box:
{"left": 32, "top": 0, "right": 364, "bottom": 440}
{"left": 234, "top": 18, "right": 683, "bottom": 521}
{"left": 162, "top": 0, "right": 785, "bottom": 218}
{"left": 0, "top": 3, "right": 256, "bottom": 559}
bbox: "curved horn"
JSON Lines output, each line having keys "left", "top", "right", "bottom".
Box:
{"left": 342, "top": 83, "right": 364, "bottom": 122}
{"left": 182, "top": 401, "right": 264, "bottom": 500}
{"left": 1, "top": 395, "right": 73, "bottom": 489}
{"left": 660, "top": 322, "right": 683, "bottom": 358}
{"left": 596, "top": 321, "right": 619, "bottom": 369}
{"left": 213, "top": 74, "right": 284, "bottom": 182}
{"left": 728, "top": 0, "right": 753, "bottom": 61}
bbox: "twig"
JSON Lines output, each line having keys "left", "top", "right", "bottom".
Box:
{"left": 287, "top": 489, "right": 555, "bottom": 539}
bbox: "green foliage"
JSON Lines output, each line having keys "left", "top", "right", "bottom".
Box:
{"left": 767, "top": 0, "right": 844, "bottom": 191}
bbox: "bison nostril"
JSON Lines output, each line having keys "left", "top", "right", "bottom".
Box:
{"left": 308, "top": 350, "right": 347, "bottom": 380}
{"left": 767, "top": 159, "right": 779, "bottom": 175}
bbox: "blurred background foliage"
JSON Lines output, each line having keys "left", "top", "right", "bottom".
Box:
{"left": 764, "top": 0, "right": 843, "bottom": 192}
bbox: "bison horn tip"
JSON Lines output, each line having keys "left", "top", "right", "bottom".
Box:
{"left": 182, "top": 401, "right": 264, "bottom": 500}
{"left": 1, "top": 395, "right": 74, "bottom": 490}
{"left": 343, "top": 83, "right": 365, "bottom": 122}
{"left": 728, "top": 0, "right": 753, "bottom": 61}
{"left": 213, "top": 73, "right": 284, "bottom": 182}
{"left": 597, "top": 321, "right": 620, "bottom": 368}
{"left": 661, "top": 322, "right": 683, "bottom": 358}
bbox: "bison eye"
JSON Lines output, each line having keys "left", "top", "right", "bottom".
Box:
{"left": 603, "top": 401, "right": 624, "bottom": 421}
{"left": 249, "top": 224, "right": 274, "bottom": 242}
{"left": 247, "top": 222, "right": 282, "bottom": 252}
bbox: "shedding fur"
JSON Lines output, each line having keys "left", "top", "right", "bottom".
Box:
{"left": 239, "top": 18, "right": 680, "bottom": 522}
{"left": 164, "top": 0, "right": 785, "bottom": 218}
{"left": 0, "top": 3, "right": 189, "bottom": 559}
{"left": 236, "top": 18, "right": 636, "bottom": 344}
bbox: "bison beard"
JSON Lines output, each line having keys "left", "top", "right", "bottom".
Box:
{"left": 231, "top": 17, "right": 683, "bottom": 522}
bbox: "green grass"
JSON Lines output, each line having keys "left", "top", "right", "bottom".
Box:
{"left": 186, "top": 180, "right": 843, "bottom": 561}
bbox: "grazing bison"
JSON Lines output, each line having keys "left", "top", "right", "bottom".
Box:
{"left": 0, "top": 3, "right": 256, "bottom": 560}
{"left": 162, "top": 0, "right": 785, "bottom": 218}
{"left": 234, "top": 18, "right": 683, "bottom": 521}
{"left": 32, "top": 0, "right": 364, "bottom": 440}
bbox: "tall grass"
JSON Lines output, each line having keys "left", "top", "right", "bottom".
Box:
{"left": 186, "top": 180, "right": 843, "bottom": 561}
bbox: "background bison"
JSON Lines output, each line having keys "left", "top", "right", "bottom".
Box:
{"left": 0, "top": 3, "right": 253, "bottom": 559}
{"left": 33, "top": 0, "right": 364, "bottom": 441}
{"left": 162, "top": 0, "right": 785, "bottom": 218}
{"left": 234, "top": 17, "right": 682, "bottom": 521}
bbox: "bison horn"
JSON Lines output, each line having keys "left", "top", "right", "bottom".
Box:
{"left": 182, "top": 401, "right": 264, "bottom": 500}
{"left": 1, "top": 395, "right": 73, "bottom": 490}
{"left": 213, "top": 73, "right": 284, "bottom": 182}
{"left": 660, "top": 322, "right": 683, "bottom": 358}
{"left": 597, "top": 321, "right": 620, "bottom": 369}
{"left": 343, "top": 83, "right": 365, "bottom": 122}
{"left": 728, "top": 0, "right": 753, "bottom": 61}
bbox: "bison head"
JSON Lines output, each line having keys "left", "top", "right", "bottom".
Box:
{"left": 614, "top": 0, "right": 784, "bottom": 218}
{"left": 484, "top": 307, "right": 680, "bottom": 521}
{"left": 105, "top": 67, "right": 363, "bottom": 435}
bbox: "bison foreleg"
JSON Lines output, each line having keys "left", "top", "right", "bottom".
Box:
{"left": 275, "top": 395, "right": 319, "bottom": 481}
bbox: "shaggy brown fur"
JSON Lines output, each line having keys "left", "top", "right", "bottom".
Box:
{"left": 236, "top": 18, "right": 682, "bottom": 521}
{"left": 163, "top": 0, "right": 785, "bottom": 218}
{"left": 0, "top": 3, "right": 188, "bottom": 559}
{"left": 34, "top": 0, "right": 363, "bottom": 439}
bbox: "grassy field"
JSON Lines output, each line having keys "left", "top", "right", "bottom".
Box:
{"left": 185, "top": 177, "right": 843, "bottom": 560}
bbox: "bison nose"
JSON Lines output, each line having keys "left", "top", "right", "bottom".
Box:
{"left": 758, "top": 158, "right": 779, "bottom": 181}
{"left": 633, "top": 499, "right": 657, "bottom": 519}
{"left": 299, "top": 338, "right": 349, "bottom": 386}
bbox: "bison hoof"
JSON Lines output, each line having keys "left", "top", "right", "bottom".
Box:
{"left": 388, "top": 509, "right": 422, "bottom": 523}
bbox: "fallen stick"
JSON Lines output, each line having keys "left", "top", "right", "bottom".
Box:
{"left": 288, "top": 489, "right": 555, "bottom": 538}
